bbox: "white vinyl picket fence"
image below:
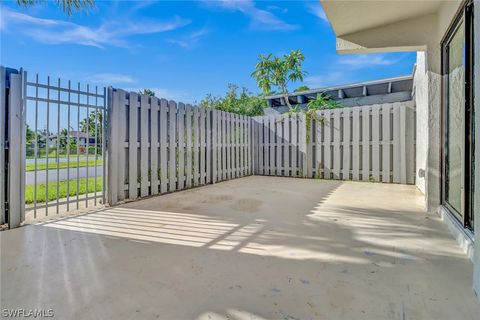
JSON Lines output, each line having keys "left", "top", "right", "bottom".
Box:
{"left": 107, "top": 89, "right": 252, "bottom": 205}
{"left": 252, "top": 101, "right": 415, "bottom": 183}
{"left": 107, "top": 90, "right": 415, "bottom": 207}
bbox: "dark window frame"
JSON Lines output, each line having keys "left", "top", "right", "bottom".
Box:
{"left": 441, "top": 0, "right": 475, "bottom": 231}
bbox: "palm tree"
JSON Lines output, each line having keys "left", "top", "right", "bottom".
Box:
{"left": 16, "top": 0, "right": 95, "bottom": 16}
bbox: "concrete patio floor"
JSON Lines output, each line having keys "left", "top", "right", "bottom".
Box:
{"left": 1, "top": 176, "right": 479, "bottom": 319}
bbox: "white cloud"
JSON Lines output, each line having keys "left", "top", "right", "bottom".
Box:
{"left": 204, "top": 0, "right": 298, "bottom": 31}
{"left": 306, "top": 2, "right": 329, "bottom": 22}
{"left": 338, "top": 54, "right": 397, "bottom": 68}
{"left": 89, "top": 73, "right": 136, "bottom": 84}
{"left": 1, "top": 7, "right": 191, "bottom": 48}
{"left": 266, "top": 5, "right": 288, "bottom": 14}
{"left": 304, "top": 72, "right": 345, "bottom": 88}
{"left": 167, "top": 26, "right": 211, "bottom": 49}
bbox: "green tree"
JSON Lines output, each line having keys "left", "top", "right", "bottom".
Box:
{"left": 139, "top": 89, "right": 155, "bottom": 97}
{"left": 294, "top": 85, "right": 310, "bottom": 92}
{"left": 80, "top": 110, "right": 103, "bottom": 147}
{"left": 16, "top": 0, "right": 95, "bottom": 15}
{"left": 251, "top": 49, "right": 307, "bottom": 111}
{"left": 200, "top": 84, "right": 266, "bottom": 116}
{"left": 306, "top": 94, "right": 342, "bottom": 110}
{"left": 26, "top": 124, "right": 35, "bottom": 145}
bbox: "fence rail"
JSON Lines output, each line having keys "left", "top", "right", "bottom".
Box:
{"left": 107, "top": 89, "right": 252, "bottom": 205}
{"left": 252, "top": 101, "right": 415, "bottom": 183}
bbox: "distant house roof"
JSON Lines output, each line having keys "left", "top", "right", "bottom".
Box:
{"left": 68, "top": 131, "right": 90, "bottom": 139}
{"left": 49, "top": 131, "right": 92, "bottom": 139}
{"left": 265, "top": 75, "right": 413, "bottom": 112}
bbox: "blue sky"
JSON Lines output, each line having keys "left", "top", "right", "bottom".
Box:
{"left": 1, "top": 0, "right": 416, "bottom": 104}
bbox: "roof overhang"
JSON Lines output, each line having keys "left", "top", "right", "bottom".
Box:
{"left": 320, "top": 0, "right": 445, "bottom": 54}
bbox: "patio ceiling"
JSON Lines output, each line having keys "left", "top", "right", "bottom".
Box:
{"left": 320, "top": 0, "right": 447, "bottom": 54}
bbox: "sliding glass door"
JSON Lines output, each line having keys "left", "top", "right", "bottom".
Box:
{"left": 442, "top": 1, "right": 474, "bottom": 231}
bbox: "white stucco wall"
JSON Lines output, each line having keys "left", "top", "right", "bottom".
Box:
{"left": 414, "top": 52, "right": 428, "bottom": 197}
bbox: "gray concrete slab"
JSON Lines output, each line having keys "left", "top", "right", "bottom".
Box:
{"left": 1, "top": 176, "right": 478, "bottom": 319}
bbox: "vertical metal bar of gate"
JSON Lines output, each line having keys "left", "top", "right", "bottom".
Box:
{"left": 102, "top": 87, "right": 107, "bottom": 205}
{"left": 67, "top": 80, "right": 71, "bottom": 211}
{"left": 94, "top": 87, "right": 98, "bottom": 206}
{"left": 56, "top": 78, "right": 61, "bottom": 213}
{"left": 76, "top": 82, "right": 80, "bottom": 210}
{"left": 85, "top": 84, "right": 90, "bottom": 207}
{"left": 33, "top": 75, "right": 39, "bottom": 218}
{"left": 45, "top": 76, "right": 50, "bottom": 216}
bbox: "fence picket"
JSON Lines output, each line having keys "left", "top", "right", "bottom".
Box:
{"left": 160, "top": 99, "right": 168, "bottom": 193}
{"left": 333, "top": 110, "right": 341, "bottom": 179}
{"left": 177, "top": 103, "right": 185, "bottom": 190}
{"left": 291, "top": 113, "right": 297, "bottom": 176}
{"left": 323, "top": 110, "right": 331, "bottom": 179}
{"left": 128, "top": 92, "right": 138, "bottom": 199}
{"left": 342, "top": 109, "right": 351, "bottom": 180}
{"left": 140, "top": 94, "right": 149, "bottom": 197}
{"left": 362, "top": 107, "right": 370, "bottom": 181}
{"left": 168, "top": 101, "right": 177, "bottom": 191}
{"left": 299, "top": 113, "right": 307, "bottom": 178}
{"left": 371, "top": 105, "right": 381, "bottom": 182}
{"left": 206, "top": 109, "right": 212, "bottom": 183}
{"left": 200, "top": 108, "right": 206, "bottom": 185}
{"left": 222, "top": 112, "right": 227, "bottom": 180}
{"left": 269, "top": 116, "right": 275, "bottom": 176}
{"left": 193, "top": 107, "right": 200, "bottom": 186}
{"left": 283, "top": 115, "right": 290, "bottom": 176}
{"left": 352, "top": 107, "right": 361, "bottom": 180}
{"left": 185, "top": 105, "right": 193, "bottom": 188}
{"left": 393, "top": 103, "right": 401, "bottom": 183}
{"left": 212, "top": 110, "right": 218, "bottom": 182}
{"left": 382, "top": 105, "right": 391, "bottom": 182}
{"left": 150, "top": 97, "right": 159, "bottom": 195}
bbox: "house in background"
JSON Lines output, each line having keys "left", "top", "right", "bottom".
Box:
{"left": 67, "top": 131, "right": 97, "bottom": 146}
{"left": 265, "top": 75, "right": 413, "bottom": 114}
{"left": 320, "top": 0, "right": 479, "bottom": 299}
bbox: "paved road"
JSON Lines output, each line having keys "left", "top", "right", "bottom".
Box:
{"left": 26, "top": 166, "right": 103, "bottom": 185}
{"left": 26, "top": 156, "right": 98, "bottom": 164}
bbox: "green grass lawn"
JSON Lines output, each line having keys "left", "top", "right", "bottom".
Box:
{"left": 26, "top": 159, "right": 103, "bottom": 172}
{"left": 26, "top": 177, "right": 103, "bottom": 204}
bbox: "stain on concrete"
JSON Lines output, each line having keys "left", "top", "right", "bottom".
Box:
{"left": 230, "top": 198, "right": 263, "bottom": 213}
{"left": 201, "top": 194, "right": 234, "bottom": 204}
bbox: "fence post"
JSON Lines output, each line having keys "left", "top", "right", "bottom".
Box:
{"left": 0, "top": 67, "right": 6, "bottom": 225}
{"left": 7, "top": 69, "right": 25, "bottom": 228}
{"left": 107, "top": 87, "right": 118, "bottom": 206}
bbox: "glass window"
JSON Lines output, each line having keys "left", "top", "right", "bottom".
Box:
{"left": 445, "top": 20, "right": 465, "bottom": 216}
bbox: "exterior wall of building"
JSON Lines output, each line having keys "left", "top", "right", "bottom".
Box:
{"left": 429, "top": 0, "right": 479, "bottom": 298}
{"left": 421, "top": 1, "right": 461, "bottom": 213}
{"left": 413, "top": 0, "right": 480, "bottom": 298}
{"left": 414, "top": 52, "right": 428, "bottom": 198}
